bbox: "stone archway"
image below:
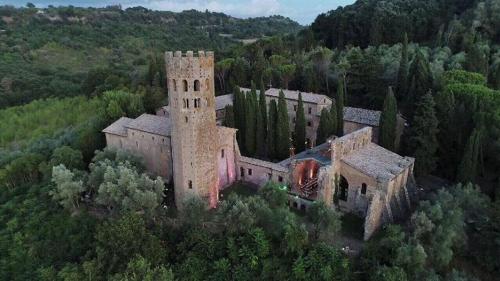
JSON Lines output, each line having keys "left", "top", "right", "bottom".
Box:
{"left": 339, "top": 175, "right": 349, "bottom": 201}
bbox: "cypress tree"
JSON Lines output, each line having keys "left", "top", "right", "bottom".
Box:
{"left": 233, "top": 86, "right": 246, "bottom": 148}
{"left": 255, "top": 96, "right": 266, "bottom": 158}
{"left": 259, "top": 80, "right": 268, "bottom": 138}
{"left": 405, "top": 92, "right": 439, "bottom": 176}
{"left": 336, "top": 80, "right": 345, "bottom": 136}
{"left": 457, "top": 127, "right": 482, "bottom": 184}
{"left": 244, "top": 82, "right": 257, "bottom": 156}
{"left": 276, "top": 90, "right": 291, "bottom": 160}
{"left": 223, "top": 105, "right": 235, "bottom": 128}
{"left": 294, "top": 92, "right": 306, "bottom": 153}
{"left": 329, "top": 101, "right": 338, "bottom": 137}
{"left": 435, "top": 90, "right": 459, "bottom": 179}
{"left": 407, "top": 50, "right": 433, "bottom": 117}
{"left": 396, "top": 33, "right": 409, "bottom": 101}
{"left": 267, "top": 100, "right": 278, "bottom": 160}
{"left": 317, "top": 108, "right": 333, "bottom": 145}
{"left": 379, "top": 87, "right": 398, "bottom": 151}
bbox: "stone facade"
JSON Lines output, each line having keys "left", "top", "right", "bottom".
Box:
{"left": 103, "top": 50, "right": 416, "bottom": 240}
{"left": 165, "top": 51, "right": 220, "bottom": 208}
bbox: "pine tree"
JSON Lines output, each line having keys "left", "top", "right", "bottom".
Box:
{"left": 259, "top": 80, "right": 268, "bottom": 139}
{"left": 245, "top": 82, "right": 257, "bottom": 156}
{"left": 317, "top": 108, "right": 333, "bottom": 145}
{"left": 379, "top": 87, "right": 398, "bottom": 151}
{"left": 405, "top": 92, "right": 439, "bottom": 176}
{"left": 255, "top": 97, "right": 266, "bottom": 158}
{"left": 276, "top": 90, "right": 291, "bottom": 160}
{"left": 267, "top": 100, "right": 278, "bottom": 160}
{"left": 407, "top": 50, "right": 433, "bottom": 117}
{"left": 223, "top": 105, "right": 235, "bottom": 128}
{"left": 397, "top": 33, "right": 409, "bottom": 101}
{"left": 336, "top": 80, "right": 345, "bottom": 136}
{"left": 294, "top": 93, "right": 306, "bottom": 153}
{"left": 457, "top": 127, "right": 482, "bottom": 184}
{"left": 329, "top": 101, "right": 338, "bottom": 137}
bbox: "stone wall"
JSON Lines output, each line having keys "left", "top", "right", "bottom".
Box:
{"left": 337, "top": 163, "right": 377, "bottom": 216}
{"left": 237, "top": 156, "right": 289, "bottom": 187}
{"left": 343, "top": 121, "right": 379, "bottom": 143}
{"left": 217, "top": 126, "right": 238, "bottom": 190}
{"left": 166, "top": 50, "right": 219, "bottom": 208}
{"left": 364, "top": 192, "right": 384, "bottom": 240}
{"left": 104, "top": 130, "right": 173, "bottom": 180}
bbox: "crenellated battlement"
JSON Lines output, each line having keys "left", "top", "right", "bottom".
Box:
{"left": 165, "top": 50, "right": 214, "bottom": 58}
{"left": 165, "top": 50, "right": 214, "bottom": 82}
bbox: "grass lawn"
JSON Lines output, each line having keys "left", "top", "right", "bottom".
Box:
{"left": 220, "top": 182, "right": 258, "bottom": 200}
{"left": 341, "top": 213, "right": 365, "bottom": 240}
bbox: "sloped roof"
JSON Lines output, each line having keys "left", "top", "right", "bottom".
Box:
{"left": 265, "top": 88, "right": 332, "bottom": 104}
{"left": 343, "top": 107, "right": 381, "bottom": 127}
{"left": 215, "top": 94, "right": 234, "bottom": 110}
{"left": 341, "top": 143, "right": 414, "bottom": 182}
{"left": 125, "top": 114, "right": 171, "bottom": 137}
{"left": 102, "top": 117, "right": 133, "bottom": 137}
{"left": 239, "top": 88, "right": 332, "bottom": 105}
{"left": 239, "top": 156, "right": 289, "bottom": 173}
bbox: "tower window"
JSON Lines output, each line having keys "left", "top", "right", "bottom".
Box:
{"left": 307, "top": 121, "right": 312, "bottom": 127}
{"left": 240, "top": 167, "right": 244, "bottom": 177}
{"left": 278, "top": 176, "right": 283, "bottom": 182}
{"left": 221, "top": 149, "right": 225, "bottom": 158}
{"left": 188, "top": 180, "right": 193, "bottom": 189}
{"left": 183, "top": 80, "right": 188, "bottom": 92}
{"left": 186, "top": 99, "right": 190, "bottom": 108}
{"left": 172, "top": 79, "right": 177, "bottom": 91}
{"left": 361, "top": 183, "right": 367, "bottom": 195}
{"left": 294, "top": 105, "right": 297, "bottom": 111}
{"left": 185, "top": 116, "right": 188, "bottom": 123}
{"left": 183, "top": 99, "right": 187, "bottom": 108}
{"left": 308, "top": 107, "right": 312, "bottom": 114}
{"left": 194, "top": 80, "right": 200, "bottom": 91}
{"left": 248, "top": 168, "right": 252, "bottom": 175}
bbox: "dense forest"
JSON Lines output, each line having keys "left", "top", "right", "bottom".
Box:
{"left": 0, "top": 4, "right": 301, "bottom": 108}
{"left": 1, "top": 1, "right": 500, "bottom": 281}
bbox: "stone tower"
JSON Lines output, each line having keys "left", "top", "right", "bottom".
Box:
{"left": 165, "top": 50, "right": 219, "bottom": 209}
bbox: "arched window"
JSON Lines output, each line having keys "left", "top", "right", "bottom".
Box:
{"left": 361, "top": 183, "right": 367, "bottom": 195}
{"left": 339, "top": 175, "right": 349, "bottom": 201}
{"left": 183, "top": 80, "right": 188, "bottom": 92}
{"left": 194, "top": 80, "right": 200, "bottom": 91}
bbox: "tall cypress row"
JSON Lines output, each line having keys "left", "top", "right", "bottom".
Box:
{"left": 329, "top": 101, "right": 338, "bottom": 137}
{"left": 407, "top": 49, "right": 433, "bottom": 117}
{"left": 233, "top": 86, "right": 246, "bottom": 150}
{"left": 336, "top": 80, "right": 345, "bottom": 136}
{"left": 457, "top": 127, "right": 483, "bottom": 184}
{"left": 255, "top": 95, "right": 266, "bottom": 158}
{"left": 379, "top": 87, "right": 398, "bottom": 151}
{"left": 267, "top": 100, "right": 278, "bottom": 160}
{"left": 259, "top": 79, "right": 268, "bottom": 139}
{"left": 317, "top": 108, "right": 333, "bottom": 145}
{"left": 276, "top": 89, "right": 291, "bottom": 160}
{"left": 294, "top": 92, "right": 306, "bottom": 153}
{"left": 245, "top": 82, "right": 257, "bottom": 156}
{"left": 405, "top": 91, "right": 439, "bottom": 176}
{"left": 397, "top": 33, "right": 409, "bottom": 101}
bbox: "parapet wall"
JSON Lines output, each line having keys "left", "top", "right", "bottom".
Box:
{"left": 331, "top": 127, "right": 372, "bottom": 169}
{"left": 165, "top": 51, "right": 214, "bottom": 80}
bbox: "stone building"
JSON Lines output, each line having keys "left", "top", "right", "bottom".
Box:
{"left": 103, "top": 50, "right": 416, "bottom": 239}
